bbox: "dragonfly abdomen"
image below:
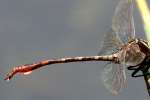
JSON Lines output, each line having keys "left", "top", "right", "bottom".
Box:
{"left": 4, "top": 54, "right": 117, "bottom": 81}
{"left": 38, "top": 55, "right": 117, "bottom": 66}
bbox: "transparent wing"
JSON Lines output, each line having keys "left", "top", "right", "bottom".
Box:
{"left": 112, "top": 0, "right": 135, "bottom": 43}
{"left": 98, "top": 28, "right": 122, "bottom": 55}
{"left": 99, "top": 0, "right": 135, "bottom": 55}
{"left": 99, "top": 0, "right": 134, "bottom": 94}
{"left": 101, "top": 63, "right": 126, "bottom": 95}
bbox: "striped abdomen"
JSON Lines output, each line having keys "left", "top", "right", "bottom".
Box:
{"left": 4, "top": 54, "right": 118, "bottom": 81}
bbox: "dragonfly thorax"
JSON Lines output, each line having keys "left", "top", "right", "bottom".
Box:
{"left": 136, "top": 38, "right": 150, "bottom": 57}
{"left": 118, "top": 38, "right": 147, "bottom": 66}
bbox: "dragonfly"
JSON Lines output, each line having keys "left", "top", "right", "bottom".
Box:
{"left": 4, "top": 0, "right": 150, "bottom": 95}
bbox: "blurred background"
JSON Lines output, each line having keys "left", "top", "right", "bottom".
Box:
{"left": 0, "top": 0, "right": 150, "bottom": 100}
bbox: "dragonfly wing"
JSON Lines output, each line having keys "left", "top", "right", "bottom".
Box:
{"left": 112, "top": 0, "right": 135, "bottom": 43}
{"left": 99, "top": 0, "right": 135, "bottom": 55}
{"left": 101, "top": 63, "right": 127, "bottom": 95}
{"left": 98, "top": 28, "right": 122, "bottom": 55}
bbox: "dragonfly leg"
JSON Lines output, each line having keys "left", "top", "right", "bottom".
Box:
{"left": 131, "top": 65, "right": 149, "bottom": 77}
{"left": 127, "top": 66, "right": 139, "bottom": 70}
{"left": 131, "top": 67, "right": 143, "bottom": 77}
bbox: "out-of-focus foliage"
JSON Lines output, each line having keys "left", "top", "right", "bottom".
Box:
{"left": 136, "top": 0, "right": 150, "bottom": 44}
